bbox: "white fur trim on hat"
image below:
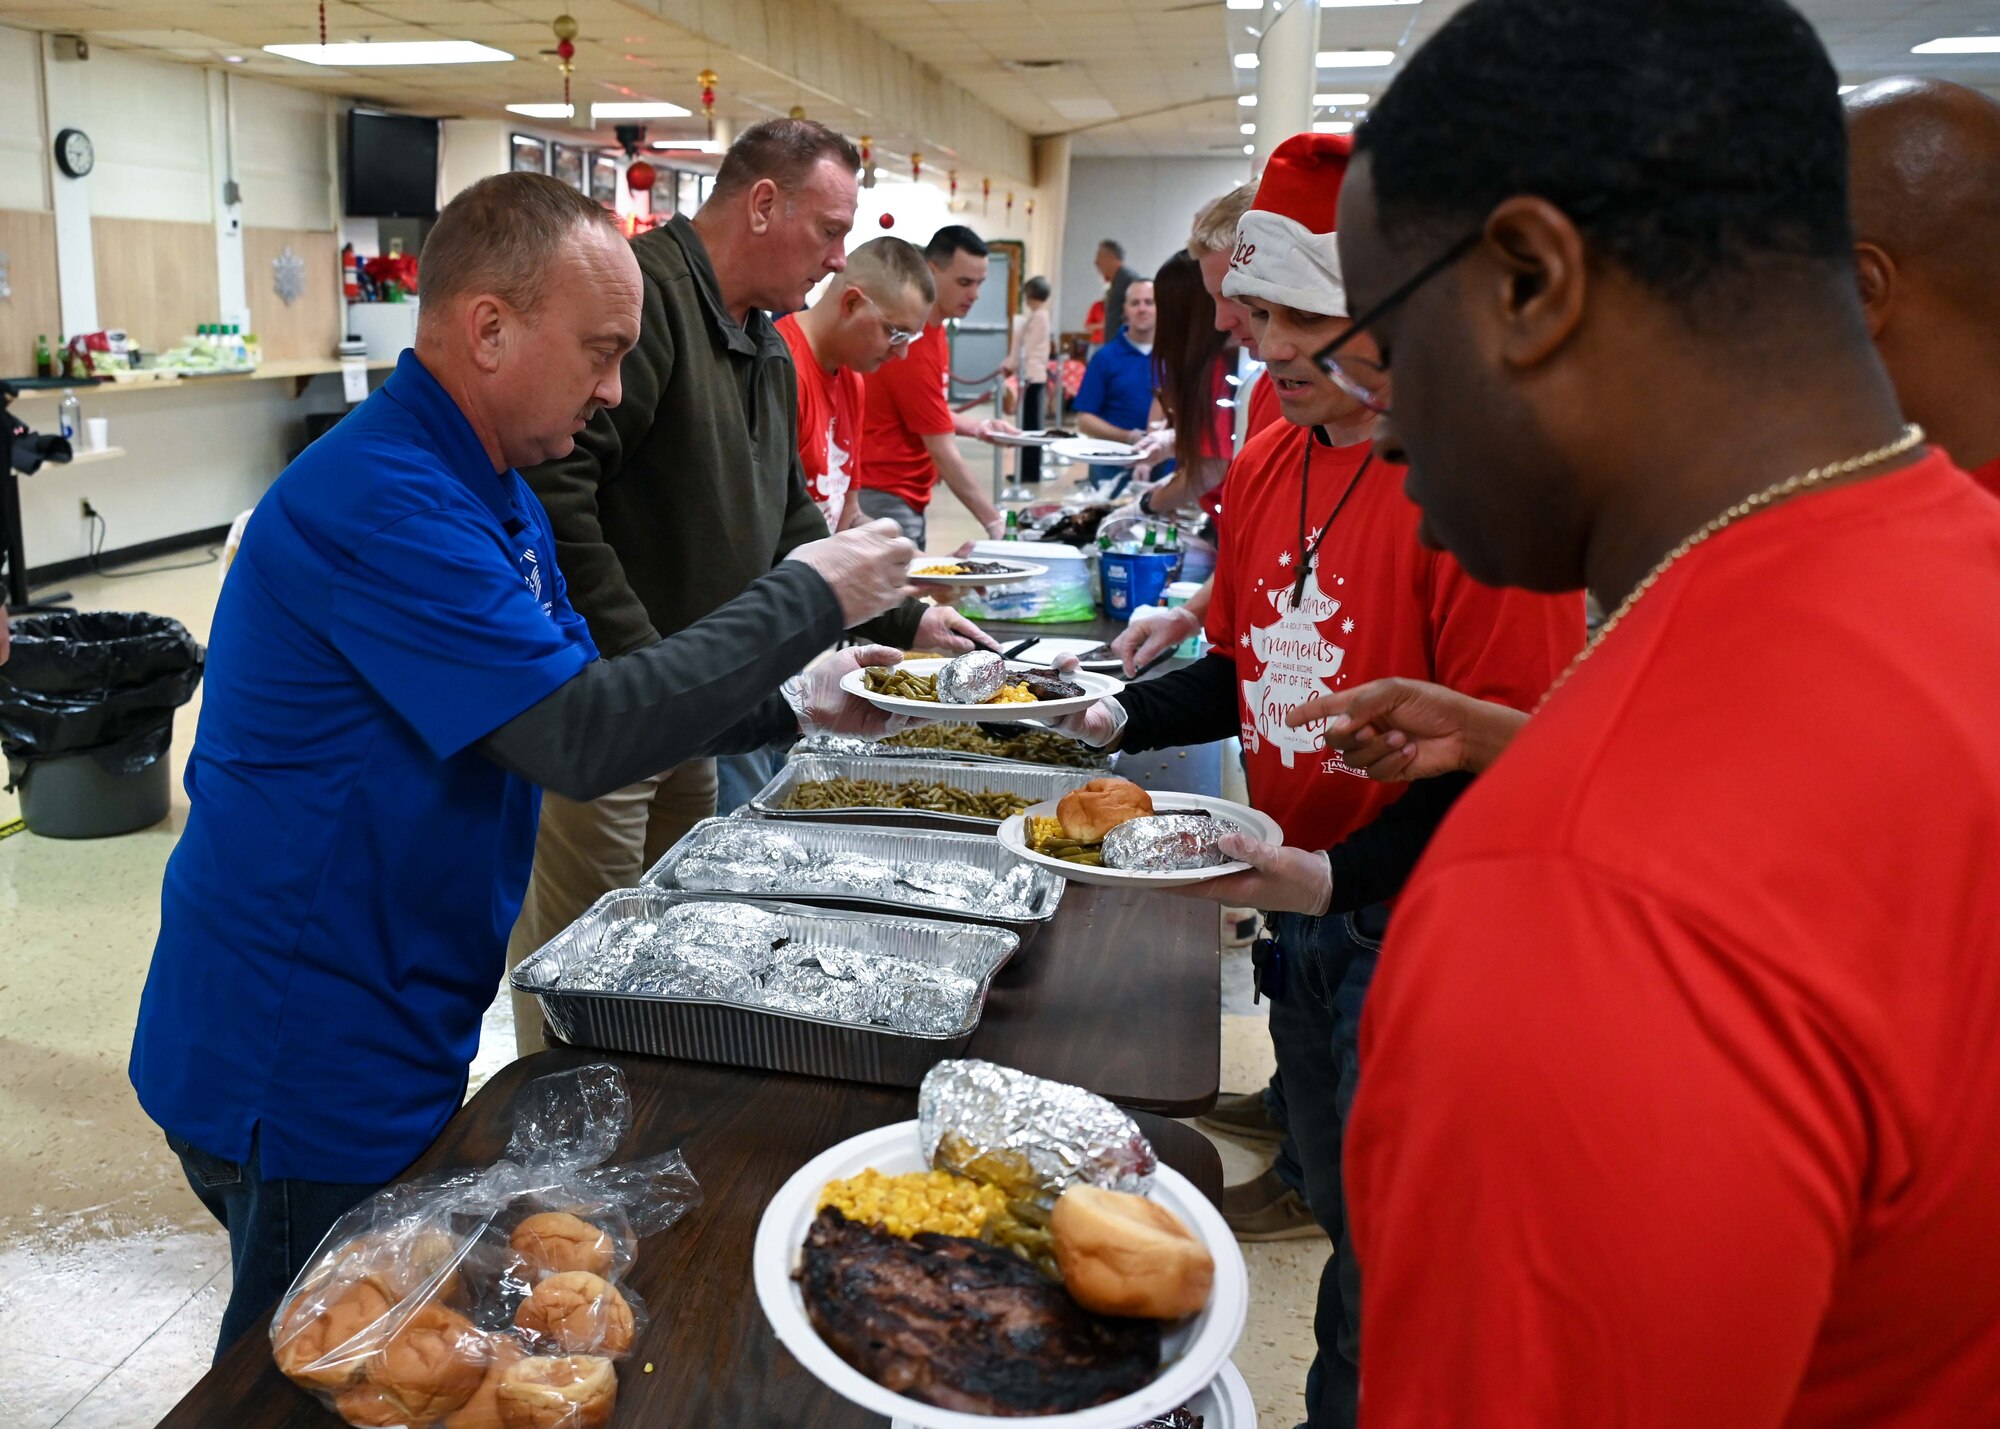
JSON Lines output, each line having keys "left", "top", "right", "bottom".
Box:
{"left": 1221, "top": 208, "right": 1346, "bottom": 316}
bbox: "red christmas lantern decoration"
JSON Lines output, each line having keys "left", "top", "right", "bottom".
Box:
{"left": 911, "top": 151, "right": 922, "bottom": 182}
{"left": 1026, "top": 196, "right": 1036, "bottom": 219}
{"left": 948, "top": 169, "right": 958, "bottom": 200}
{"left": 859, "top": 135, "right": 873, "bottom": 167}
{"left": 698, "top": 67, "right": 718, "bottom": 139}
{"left": 982, "top": 176, "right": 991, "bottom": 213}
{"left": 626, "top": 159, "right": 656, "bottom": 193}
{"left": 1005, "top": 190, "right": 1014, "bottom": 220}
{"left": 552, "top": 15, "right": 578, "bottom": 112}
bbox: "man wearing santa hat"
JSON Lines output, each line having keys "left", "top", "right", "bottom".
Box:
{"left": 1049, "top": 132, "right": 1583, "bottom": 1426}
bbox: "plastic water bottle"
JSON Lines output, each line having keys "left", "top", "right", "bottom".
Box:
{"left": 59, "top": 388, "right": 80, "bottom": 442}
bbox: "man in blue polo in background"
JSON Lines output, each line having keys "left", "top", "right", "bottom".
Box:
{"left": 128, "top": 172, "right": 917, "bottom": 1356}
{"left": 1071, "top": 278, "right": 1164, "bottom": 486}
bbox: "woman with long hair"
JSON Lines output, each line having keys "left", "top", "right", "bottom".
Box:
{"left": 1136, "top": 249, "right": 1233, "bottom": 515}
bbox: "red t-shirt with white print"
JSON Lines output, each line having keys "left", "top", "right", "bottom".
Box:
{"left": 1204, "top": 419, "right": 1584, "bottom": 853}
{"left": 778, "top": 313, "right": 864, "bottom": 530}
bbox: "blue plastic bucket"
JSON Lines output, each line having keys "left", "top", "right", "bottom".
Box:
{"left": 1099, "top": 550, "right": 1182, "bottom": 621}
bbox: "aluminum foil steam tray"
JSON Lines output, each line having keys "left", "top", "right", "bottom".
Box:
{"left": 748, "top": 754, "right": 1095, "bottom": 830}
{"left": 643, "top": 817, "right": 1066, "bottom": 934}
{"left": 511, "top": 888, "right": 1019, "bottom": 1087}
{"left": 790, "top": 731, "right": 1113, "bottom": 772}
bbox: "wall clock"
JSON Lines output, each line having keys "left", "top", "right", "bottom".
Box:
{"left": 54, "top": 127, "right": 94, "bottom": 179}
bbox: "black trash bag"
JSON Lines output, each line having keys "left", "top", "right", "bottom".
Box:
{"left": 0, "top": 612, "right": 205, "bottom": 785}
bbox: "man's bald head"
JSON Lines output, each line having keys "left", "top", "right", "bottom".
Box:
{"left": 1844, "top": 77, "right": 2000, "bottom": 475}
{"left": 1846, "top": 77, "right": 2000, "bottom": 301}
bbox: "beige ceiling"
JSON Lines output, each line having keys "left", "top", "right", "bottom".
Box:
{"left": 2, "top": 0, "right": 1996, "bottom": 168}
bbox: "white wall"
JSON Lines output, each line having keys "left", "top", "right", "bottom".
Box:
{"left": 232, "top": 75, "right": 336, "bottom": 231}
{"left": 78, "top": 48, "right": 213, "bottom": 223}
{"left": 0, "top": 24, "right": 46, "bottom": 212}
{"left": 1058, "top": 157, "right": 1249, "bottom": 333}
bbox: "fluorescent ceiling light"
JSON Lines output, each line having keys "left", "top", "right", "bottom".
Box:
{"left": 1912, "top": 36, "right": 2000, "bottom": 54}
{"left": 1243, "top": 144, "right": 1254, "bottom": 154}
{"left": 651, "top": 139, "right": 722, "bottom": 152}
{"left": 1316, "top": 50, "right": 1396, "bottom": 67}
{"left": 1321, "top": 0, "right": 1417, "bottom": 6}
{"left": 1313, "top": 120, "right": 1356, "bottom": 134}
{"left": 591, "top": 100, "right": 692, "bottom": 119}
{"left": 1238, "top": 94, "right": 1257, "bottom": 107}
{"left": 1240, "top": 122, "right": 1256, "bottom": 134}
{"left": 507, "top": 102, "right": 573, "bottom": 118}
{"left": 1234, "top": 53, "right": 1260, "bottom": 69}
{"left": 263, "top": 40, "right": 512, "bottom": 65}
{"left": 1225, "top": 0, "right": 1261, "bottom": 9}
{"left": 1314, "top": 92, "right": 1369, "bottom": 106}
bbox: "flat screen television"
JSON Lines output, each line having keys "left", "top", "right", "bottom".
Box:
{"left": 345, "top": 109, "right": 439, "bottom": 219}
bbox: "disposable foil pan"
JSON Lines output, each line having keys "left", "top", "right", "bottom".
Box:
{"left": 749, "top": 754, "right": 1095, "bottom": 830}
{"left": 790, "top": 731, "right": 1113, "bottom": 772}
{"left": 644, "top": 817, "right": 1066, "bottom": 934}
{"left": 511, "top": 888, "right": 1019, "bottom": 1086}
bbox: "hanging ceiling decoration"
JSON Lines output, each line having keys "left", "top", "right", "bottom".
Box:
{"left": 910, "top": 151, "right": 922, "bottom": 182}
{"left": 698, "top": 68, "right": 719, "bottom": 139}
{"left": 789, "top": 104, "right": 806, "bottom": 120}
{"left": 982, "top": 176, "right": 991, "bottom": 213}
{"left": 551, "top": 13, "right": 577, "bottom": 113}
{"left": 948, "top": 169, "right": 958, "bottom": 200}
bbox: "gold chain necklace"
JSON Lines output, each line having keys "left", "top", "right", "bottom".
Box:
{"left": 1535, "top": 422, "right": 1926, "bottom": 713}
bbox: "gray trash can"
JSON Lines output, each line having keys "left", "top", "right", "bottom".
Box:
{"left": 0, "top": 611, "right": 204, "bottom": 839}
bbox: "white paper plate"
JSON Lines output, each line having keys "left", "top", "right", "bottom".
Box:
{"left": 1002, "top": 635, "right": 1125, "bottom": 671}
{"left": 909, "top": 557, "right": 1048, "bottom": 587}
{"left": 896, "top": 1361, "right": 1256, "bottom": 1429}
{"left": 987, "top": 429, "right": 1065, "bottom": 448}
{"left": 997, "top": 793, "right": 1283, "bottom": 890}
{"left": 842, "top": 657, "right": 1124, "bottom": 724}
{"left": 754, "top": 1120, "right": 1249, "bottom": 1429}
{"left": 1050, "top": 436, "right": 1147, "bottom": 467}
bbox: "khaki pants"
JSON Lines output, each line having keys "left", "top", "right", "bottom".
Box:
{"left": 504, "top": 759, "right": 718, "bottom": 1055}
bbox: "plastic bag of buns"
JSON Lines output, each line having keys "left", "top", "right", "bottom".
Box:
{"left": 271, "top": 1063, "right": 700, "bottom": 1428}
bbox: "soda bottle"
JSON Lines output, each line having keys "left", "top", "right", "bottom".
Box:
{"left": 34, "top": 333, "right": 52, "bottom": 378}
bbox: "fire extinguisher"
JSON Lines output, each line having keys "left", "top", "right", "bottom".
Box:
{"left": 341, "top": 243, "right": 361, "bottom": 303}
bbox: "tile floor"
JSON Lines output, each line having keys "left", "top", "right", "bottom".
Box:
{"left": 0, "top": 440, "right": 1321, "bottom": 1427}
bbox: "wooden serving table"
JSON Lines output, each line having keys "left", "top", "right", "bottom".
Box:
{"left": 160, "top": 1051, "right": 1222, "bottom": 1428}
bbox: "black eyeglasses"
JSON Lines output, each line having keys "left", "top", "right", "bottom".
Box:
{"left": 1314, "top": 227, "right": 1483, "bottom": 415}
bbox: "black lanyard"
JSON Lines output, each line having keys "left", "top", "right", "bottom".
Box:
{"left": 1294, "top": 434, "right": 1373, "bottom": 608}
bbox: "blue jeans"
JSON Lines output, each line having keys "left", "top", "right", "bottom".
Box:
{"left": 714, "top": 740, "right": 788, "bottom": 816}
{"left": 1264, "top": 904, "right": 1388, "bottom": 1429}
{"left": 168, "top": 1128, "right": 385, "bottom": 1359}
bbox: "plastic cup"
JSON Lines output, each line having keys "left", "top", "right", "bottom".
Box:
{"left": 86, "top": 418, "right": 109, "bottom": 451}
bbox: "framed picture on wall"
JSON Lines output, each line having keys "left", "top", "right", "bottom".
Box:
{"left": 589, "top": 153, "right": 618, "bottom": 206}
{"left": 551, "top": 142, "right": 585, "bottom": 192}
{"left": 510, "top": 134, "right": 547, "bottom": 174}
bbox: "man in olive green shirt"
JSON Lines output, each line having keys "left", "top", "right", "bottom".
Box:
{"left": 507, "top": 120, "right": 989, "bottom": 1050}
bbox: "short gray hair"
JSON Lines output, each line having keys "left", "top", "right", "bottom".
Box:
{"left": 419, "top": 172, "right": 618, "bottom": 326}
{"left": 709, "top": 118, "right": 861, "bottom": 203}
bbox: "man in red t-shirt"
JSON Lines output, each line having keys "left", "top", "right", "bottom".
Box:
{"left": 855, "top": 225, "right": 1014, "bottom": 547}
{"left": 1055, "top": 132, "right": 1583, "bottom": 1428}
{"left": 1306, "top": 2, "right": 2000, "bottom": 1424}
{"left": 776, "top": 237, "right": 935, "bottom": 530}
{"left": 1847, "top": 78, "right": 2000, "bottom": 498}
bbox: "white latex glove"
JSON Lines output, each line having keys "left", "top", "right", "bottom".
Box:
{"left": 1162, "top": 834, "right": 1333, "bottom": 915}
{"left": 1042, "top": 694, "right": 1130, "bottom": 749}
{"left": 914, "top": 605, "right": 998, "bottom": 654}
{"left": 1112, "top": 605, "right": 1201, "bottom": 676}
{"left": 783, "top": 646, "right": 913, "bottom": 739}
{"left": 1133, "top": 429, "right": 1175, "bottom": 463}
{"left": 784, "top": 519, "right": 918, "bottom": 626}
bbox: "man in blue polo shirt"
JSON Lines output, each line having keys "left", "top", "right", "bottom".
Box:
{"left": 1072, "top": 278, "right": 1162, "bottom": 485}
{"left": 129, "top": 172, "right": 919, "bottom": 1355}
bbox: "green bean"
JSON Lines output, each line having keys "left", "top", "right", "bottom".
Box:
{"left": 880, "top": 724, "right": 1101, "bottom": 768}
{"left": 782, "top": 778, "right": 1033, "bottom": 819}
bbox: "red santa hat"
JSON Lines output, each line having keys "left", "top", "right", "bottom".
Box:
{"left": 1223, "top": 131, "right": 1352, "bottom": 316}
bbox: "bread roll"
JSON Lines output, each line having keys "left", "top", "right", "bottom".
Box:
{"left": 510, "top": 1212, "right": 618, "bottom": 1280}
{"left": 1056, "top": 777, "right": 1154, "bottom": 842}
{"left": 275, "top": 1278, "right": 394, "bottom": 1390}
{"left": 333, "top": 1380, "right": 417, "bottom": 1427}
{"left": 368, "top": 1225, "right": 466, "bottom": 1303}
{"left": 365, "top": 1302, "right": 490, "bottom": 1420}
{"left": 1051, "top": 1184, "right": 1214, "bottom": 1320}
{"left": 442, "top": 1335, "right": 528, "bottom": 1429}
{"left": 497, "top": 1355, "right": 618, "bottom": 1429}
{"left": 513, "top": 1271, "right": 635, "bottom": 1355}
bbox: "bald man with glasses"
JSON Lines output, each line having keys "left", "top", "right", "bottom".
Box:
{"left": 778, "top": 237, "right": 937, "bottom": 530}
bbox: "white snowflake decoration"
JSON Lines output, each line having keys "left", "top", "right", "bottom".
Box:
{"left": 1341, "top": 617, "right": 1355, "bottom": 634}
{"left": 272, "top": 246, "right": 307, "bottom": 306}
{"left": 1277, "top": 550, "right": 1294, "bottom": 568}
